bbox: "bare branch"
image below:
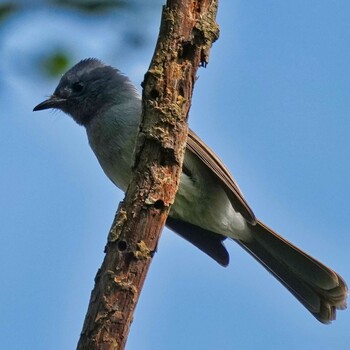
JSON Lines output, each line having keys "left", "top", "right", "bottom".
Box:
{"left": 77, "top": 1, "right": 219, "bottom": 349}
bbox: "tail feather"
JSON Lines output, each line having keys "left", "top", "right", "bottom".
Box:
{"left": 238, "top": 220, "right": 347, "bottom": 323}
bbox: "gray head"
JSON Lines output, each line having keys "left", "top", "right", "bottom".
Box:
{"left": 33, "top": 58, "right": 138, "bottom": 126}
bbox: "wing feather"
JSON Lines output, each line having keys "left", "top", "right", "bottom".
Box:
{"left": 186, "top": 129, "right": 256, "bottom": 224}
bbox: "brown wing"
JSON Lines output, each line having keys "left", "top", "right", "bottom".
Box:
{"left": 186, "top": 129, "right": 256, "bottom": 224}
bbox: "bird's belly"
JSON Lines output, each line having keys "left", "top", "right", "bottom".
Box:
{"left": 170, "top": 173, "right": 251, "bottom": 241}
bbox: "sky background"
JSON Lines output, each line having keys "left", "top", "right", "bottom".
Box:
{"left": 1, "top": 1, "right": 349, "bottom": 349}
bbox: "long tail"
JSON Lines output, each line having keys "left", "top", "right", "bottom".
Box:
{"left": 238, "top": 220, "right": 348, "bottom": 323}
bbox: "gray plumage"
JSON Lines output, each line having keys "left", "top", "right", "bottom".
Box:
{"left": 34, "top": 58, "right": 347, "bottom": 323}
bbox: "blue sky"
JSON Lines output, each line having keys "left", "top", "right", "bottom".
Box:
{"left": 1, "top": 1, "right": 349, "bottom": 349}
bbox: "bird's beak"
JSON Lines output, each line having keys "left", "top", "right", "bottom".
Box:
{"left": 33, "top": 96, "right": 66, "bottom": 111}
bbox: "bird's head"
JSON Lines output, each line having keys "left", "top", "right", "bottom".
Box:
{"left": 33, "top": 58, "right": 138, "bottom": 126}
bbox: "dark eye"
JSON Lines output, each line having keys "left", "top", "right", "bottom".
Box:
{"left": 72, "top": 81, "right": 84, "bottom": 93}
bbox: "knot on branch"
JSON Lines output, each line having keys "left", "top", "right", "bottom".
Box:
{"left": 108, "top": 206, "right": 128, "bottom": 242}
{"left": 133, "top": 240, "right": 152, "bottom": 260}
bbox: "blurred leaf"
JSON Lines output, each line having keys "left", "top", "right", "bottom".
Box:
{"left": 0, "top": 3, "right": 20, "bottom": 23}
{"left": 53, "top": 0, "right": 128, "bottom": 13}
{"left": 41, "top": 52, "right": 71, "bottom": 77}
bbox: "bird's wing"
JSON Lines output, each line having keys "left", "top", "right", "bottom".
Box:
{"left": 166, "top": 217, "right": 229, "bottom": 267}
{"left": 186, "top": 129, "right": 256, "bottom": 224}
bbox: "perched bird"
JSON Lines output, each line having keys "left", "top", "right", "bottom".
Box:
{"left": 34, "top": 58, "right": 347, "bottom": 323}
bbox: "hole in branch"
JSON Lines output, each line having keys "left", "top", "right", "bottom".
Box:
{"left": 159, "top": 148, "right": 176, "bottom": 166}
{"left": 118, "top": 240, "right": 127, "bottom": 251}
{"left": 178, "top": 84, "right": 185, "bottom": 98}
{"left": 179, "top": 41, "right": 195, "bottom": 61}
{"left": 150, "top": 88, "right": 160, "bottom": 99}
{"left": 154, "top": 199, "right": 164, "bottom": 210}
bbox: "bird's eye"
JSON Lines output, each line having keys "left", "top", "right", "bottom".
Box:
{"left": 72, "top": 81, "right": 84, "bottom": 94}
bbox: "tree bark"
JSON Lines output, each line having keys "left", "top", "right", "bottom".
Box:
{"left": 77, "top": 1, "right": 219, "bottom": 349}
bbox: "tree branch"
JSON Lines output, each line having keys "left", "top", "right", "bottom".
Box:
{"left": 77, "top": 1, "right": 219, "bottom": 349}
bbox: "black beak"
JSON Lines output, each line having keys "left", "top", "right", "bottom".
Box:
{"left": 33, "top": 96, "right": 66, "bottom": 111}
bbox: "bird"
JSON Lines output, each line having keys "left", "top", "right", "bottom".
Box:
{"left": 33, "top": 58, "right": 347, "bottom": 323}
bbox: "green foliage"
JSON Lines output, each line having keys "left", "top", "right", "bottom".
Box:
{"left": 0, "top": 3, "right": 20, "bottom": 22}
{"left": 0, "top": 0, "right": 159, "bottom": 80}
{"left": 41, "top": 52, "right": 72, "bottom": 77}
